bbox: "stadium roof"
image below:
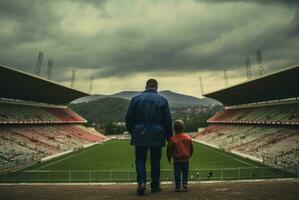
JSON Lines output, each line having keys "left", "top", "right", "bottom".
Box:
{"left": 0, "top": 65, "right": 89, "bottom": 105}
{"left": 204, "top": 65, "right": 299, "bottom": 106}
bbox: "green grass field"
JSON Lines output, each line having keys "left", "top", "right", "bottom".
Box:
{"left": 27, "top": 139, "right": 265, "bottom": 170}
{"left": 0, "top": 139, "right": 292, "bottom": 183}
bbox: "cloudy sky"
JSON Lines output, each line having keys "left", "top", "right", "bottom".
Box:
{"left": 0, "top": 0, "right": 298, "bottom": 97}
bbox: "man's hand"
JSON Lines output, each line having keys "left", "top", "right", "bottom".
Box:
{"left": 166, "top": 140, "right": 173, "bottom": 165}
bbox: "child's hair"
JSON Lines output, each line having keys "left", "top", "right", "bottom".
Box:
{"left": 174, "top": 120, "right": 185, "bottom": 133}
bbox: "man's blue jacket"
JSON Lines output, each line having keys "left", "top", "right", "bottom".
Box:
{"left": 125, "top": 89, "right": 173, "bottom": 147}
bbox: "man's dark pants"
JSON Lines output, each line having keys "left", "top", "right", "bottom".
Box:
{"left": 173, "top": 161, "right": 189, "bottom": 188}
{"left": 135, "top": 146, "right": 162, "bottom": 189}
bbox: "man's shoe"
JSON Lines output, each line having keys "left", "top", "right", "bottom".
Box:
{"left": 137, "top": 183, "right": 146, "bottom": 196}
{"left": 151, "top": 187, "right": 162, "bottom": 193}
{"left": 175, "top": 187, "right": 181, "bottom": 192}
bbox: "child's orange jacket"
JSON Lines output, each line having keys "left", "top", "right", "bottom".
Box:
{"left": 167, "top": 133, "right": 193, "bottom": 162}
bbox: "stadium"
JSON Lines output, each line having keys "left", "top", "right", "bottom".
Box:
{"left": 0, "top": 64, "right": 298, "bottom": 199}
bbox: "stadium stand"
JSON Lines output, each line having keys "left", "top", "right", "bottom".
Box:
{"left": 0, "top": 65, "right": 106, "bottom": 171}
{"left": 0, "top": 102, "right": 86, "bottom": 124}
{"left": 208, "top": 102, "right": 299, "bottom": 125}
{"left": 195, "top": 65, "right": 299, "bottom": 174}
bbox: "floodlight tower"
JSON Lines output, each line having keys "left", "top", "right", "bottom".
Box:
{"left": 223, "top": 69, "right": 229, "bottom": 88}
{"left": 256, "top": 49, "right": 266, "bottom": 76}
{"left": 245, "top": 57, "right": 252, "bottom": 80}
{"left": 198, "top": 76, "right": 204, "bottom": 96}
{"left": 47, "top": 59, "right": 53, "bottom": 80}
{"left": 89, "top": 76, "right": 94, "bottom": 94}
{"left": 34, "top": 52, "right": 44, "bottom": 76}
{"left": 71, "top": 69, "right": 76, "bottom": 88}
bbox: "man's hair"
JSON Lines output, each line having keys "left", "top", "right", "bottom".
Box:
{"left": 146, "top": 79, "right": 158, "bottom": 88}
{"left": 174, "top": 120, "right": 185, "bottom": 133}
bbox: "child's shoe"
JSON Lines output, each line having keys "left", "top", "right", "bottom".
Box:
{"left": 137, "top": 183, "right": 146, "bottom": 196}
{"left": 175, "top": 187, "right": 181, "bottom": 192}
{"left": 151, "top": 187, "right": 161, "bottom": 193}
{"left": 182, "top": 185, "right": 190, "bottom": 192}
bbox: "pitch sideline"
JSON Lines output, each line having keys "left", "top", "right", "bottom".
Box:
{"left": 34, "top": 142, "right": 107, "bottom": 170}
{"left": 194, "top": 140, "right": 259, "bottom": 168}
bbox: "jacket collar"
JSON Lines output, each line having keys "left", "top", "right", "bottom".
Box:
{"left": 144, "top": 88, "right": 158, "bottom": 93}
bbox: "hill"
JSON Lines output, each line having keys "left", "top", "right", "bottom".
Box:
{"left": 70, "top": 96, "right": 223, "bottom": 133}
{"left": 69, "top": 97, "right": 130, "bottom": 125}
{"left": 72, "top": 90, "right": 220, "bottom": 107}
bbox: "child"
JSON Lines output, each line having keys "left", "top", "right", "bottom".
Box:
{"left": 167, "top": 120, "right": 193, "bottom": 192}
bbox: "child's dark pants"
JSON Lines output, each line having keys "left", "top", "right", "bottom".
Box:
{"left": 173, "top": 161, "right": 189, "bottom": 188}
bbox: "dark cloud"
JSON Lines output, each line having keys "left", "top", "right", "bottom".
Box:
{"left": 0, "top": 0, "right": 298, "bottom": 83}
{"left": 197, "top": 0, "right": 299, "bottom": 5}
{"left": 288, "top": 8, "right": 299, "bottom": 37}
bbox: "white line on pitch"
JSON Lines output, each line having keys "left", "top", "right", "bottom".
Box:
{"left": 198, "top": 143, "right": 258, "bottom": 168}
{"left": 35, "top": 144, "right": 102, "bottom": 170}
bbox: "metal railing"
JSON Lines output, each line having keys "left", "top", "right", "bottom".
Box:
{"left": 0, "top": 167, "right": 296, "bottom": 183}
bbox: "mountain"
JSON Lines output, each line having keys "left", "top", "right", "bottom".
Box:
{"left": 71, "top": 90, "right": 221, "bottom": 107}
{"left": 71, "top": 94, "right": 107, "bottom": 104}
{"left": 69, "top": 96, "right": 223, "bottom": 134}
{"left": 69, "top": 97, "right": 130, "bottom": 124}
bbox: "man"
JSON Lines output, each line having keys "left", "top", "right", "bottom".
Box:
{"left": 125, "top": 79, "right": 172, "bottom": 195}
